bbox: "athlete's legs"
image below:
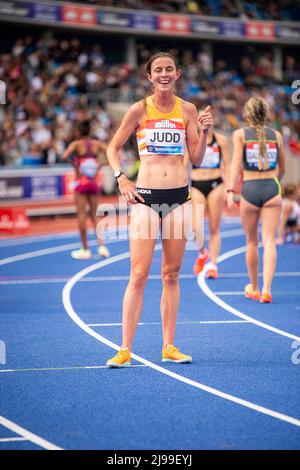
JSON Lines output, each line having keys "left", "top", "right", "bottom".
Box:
{"left": 191, "top": 187, "right": 206, "bottom": 251}
{"left": 160, "top": 202, "right": 191, "bottom": 347}
{"left": 240, "top": 196, "right": 260, "bottom": 291}
{"left": 75, "top": 192, "right": 88, "bottom": 249}
{"left": 207, "top": 183, "right": 224, "bottom": 266}
{"left": 87, "top": 193, "right": 105, "bottom": 246}
{"left": 261, "top": 195, "right": 282, "bottom": 293}
{"left": 121, "top": 204, "right": 160, "bottom": 350}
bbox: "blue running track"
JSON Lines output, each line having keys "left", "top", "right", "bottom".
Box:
{"left": 0, "top": 220, "right": 299, "bottom": 450}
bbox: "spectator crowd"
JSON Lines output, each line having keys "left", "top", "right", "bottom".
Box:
{"left": 58, "top": 0, "right": 300, "bottom": 21}
{"left": 0, "top": 33, "right": 299, "bottom": 167}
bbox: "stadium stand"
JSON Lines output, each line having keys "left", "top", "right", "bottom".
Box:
{"left": 52, "top": 0, "right": 300, "bottom": 21}
{"left": 0, "top": 29, "right": 299, "bottom": 169}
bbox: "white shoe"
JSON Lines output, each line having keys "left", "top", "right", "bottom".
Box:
{"left": 71, "top": 248, "right": 92, "bottom": 260}
{"left": 98, "top": 245, "right": 110, "bottom": 258}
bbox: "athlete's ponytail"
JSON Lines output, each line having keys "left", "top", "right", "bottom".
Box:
{"left": 256, "top": 124, "right": 268, "bottom": 170}
{"left": 243, "top": 97, "right": 269, "bottom": 170}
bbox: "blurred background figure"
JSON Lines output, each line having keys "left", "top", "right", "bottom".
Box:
{"left": 62, "top": 120, "right": 110, "bottom": 259}
{"left": 277, "top": 183, "right": 300, "bottom": 244}
{"left": 191, "top": 120, "right": 230, "bottom": 279}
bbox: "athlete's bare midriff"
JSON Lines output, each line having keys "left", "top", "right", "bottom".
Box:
{"left": 191, "top": 168, "right": 222, "bottom": 181}
{"left": 243, "top": 169, "right": 278, "bottom": 181}
{"left": 136, "top": 154, "right": 189, "bottom": 189}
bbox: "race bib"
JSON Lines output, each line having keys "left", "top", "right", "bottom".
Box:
{"left": 143, "top": 119, "right": 186, "bottom": 155}
{"left": 199, "top": 144, "right": 220, "bottom": 168}
{"left": 79, "top": 158, "right": 98, "bottom": 178}
{"left": 245, "top": 142, "right": 277, "bottom": 169}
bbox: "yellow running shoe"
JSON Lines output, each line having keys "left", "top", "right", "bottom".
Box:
{"left": 106, "top": 348, "right": 131, "bottom": 368}
{"left": 244, "top": 283, "right": 260, "bottom": 300}
{"left": 162, "top": 345, "right": 192, "bottom": 364}
{"left": 260, "top": 291, "right": 272, "bottom": 303}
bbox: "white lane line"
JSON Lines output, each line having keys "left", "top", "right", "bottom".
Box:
{"left": 198, "top": 244, "right": 300, "bottom": 342}
{"left": 0, "top": 231, "right": 79, "bottom": 248}
{"left": 0, "top": 229, "right": 128, "bottom": 266}
{"left": 214, "top": 291, "right": 300, "bottom": 296}
{"left": 214, "top": 292, "right": 250, "bottom": 295}
{"left": 62, "top": 250, "right": 300, "bottom": 429}
{"left": 0, "top": 416, "right": 63, "bottom": 450}
{"left": 0, "top": 223, "right": 213, "bottom": 249}
{"left": 2, "top": 271, "right": 300, "bottom": 286}
{"left": 0, "top": 279, "right": 70, "bottom": 285}
{"left": 0, "top": 273, "right": 193, "bottom": 285}
{"left": 88, "top": 320, "right": 249, "bottom": 327}
{"left": 218, "top": 272, "right": 300, "bottom": 278}
{"left": 0, "top": 242, "right": 88, "bottom": 266}
{"left": 0, "top": 364, "right": 147, "bottom": 373}
{"left": 0, "top": 437, "right": 27, "bottom": 443}
{"left": 0, "top": 226, "right": 129, "bottom": 248}
{"left": 0, "top": 239, "right": 124, "bottom": 266}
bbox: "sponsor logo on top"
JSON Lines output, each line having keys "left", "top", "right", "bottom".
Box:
{"left": 155, "top": 120, "right": 176, "bottom": 129}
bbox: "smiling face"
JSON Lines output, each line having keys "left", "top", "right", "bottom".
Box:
{"left": 147, "top": 57, "right": 180, "bottom": 93}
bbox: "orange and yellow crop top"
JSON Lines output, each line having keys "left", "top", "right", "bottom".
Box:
{"left": 137, "top": 96, "right": 186, "bottom": 157}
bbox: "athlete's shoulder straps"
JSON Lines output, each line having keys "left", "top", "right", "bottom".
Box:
{"left": 243, "top": 127, "right": 256, "bottom": 141}
{"left": 264, "top": 127, "right": 277, "bottom": 141}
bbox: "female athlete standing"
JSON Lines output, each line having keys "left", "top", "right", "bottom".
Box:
{"left": 227, "top": 97, "right": 285, "bottom": 303}
{"left": 105, "top": 52, "right": 213, "bottom": 367}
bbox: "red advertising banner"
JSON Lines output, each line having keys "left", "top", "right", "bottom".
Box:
{"left": 0, "top": 208, "right": 29, "bottom": 235}
{"left": 245, "top": 22, "right": 275, "bottom": 40}
{"left": 158, "top": 15, "right": 190, "bottom": 34}
{"left": 62, "top": 5, "right": 97, "bottom": 25}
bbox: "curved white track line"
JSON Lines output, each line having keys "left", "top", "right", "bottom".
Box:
{"left": 62, "top": 249, "right": 300, "bottom": 428}
{"left": 198, "top": 244, "right": 300, "bottom": 342}
{"left": 0, "top": 416, "right": 62, "bottom": 450}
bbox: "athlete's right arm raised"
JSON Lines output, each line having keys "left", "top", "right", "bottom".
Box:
{"left": 106, "top": 102, "right": 145, "bottom": 203}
